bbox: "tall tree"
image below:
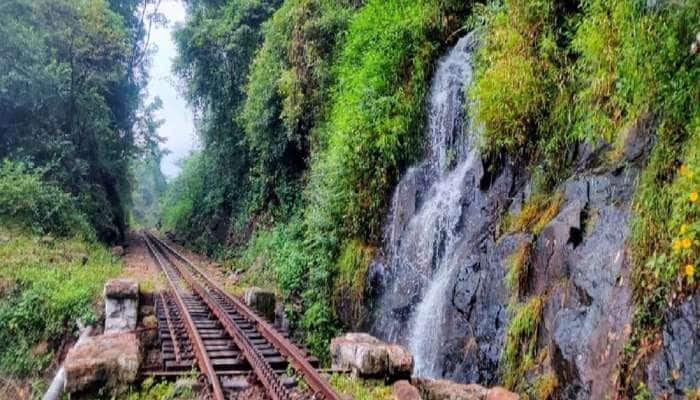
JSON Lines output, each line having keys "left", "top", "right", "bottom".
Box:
{"left": 0, "top": 0, "right": 163, "bottom": 241}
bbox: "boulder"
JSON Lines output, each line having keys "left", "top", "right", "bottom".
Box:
{"left": 64, "top": 332, "right": 140, "bottom": 394}
{"left": 485, "top": 387, "right": 519, "bottom": 400}
{"left": 393, "top": 380, "right": 421, "bottom": 400}
{"left": 244, "top": 287, "right": 276, "bottom": 321}
{"left": 104, "top": 279, "right": 139, "bottom": 333}
{"left": 415, "top": 379, "right": 519, "bottom": 400}
{"left": 330, "top": 333, "right": 412, "bottom": 378}
{"left": 416, "top": 379, "right": 488, "bottom": 400}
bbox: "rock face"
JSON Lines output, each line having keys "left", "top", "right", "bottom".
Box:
{"left": 369, "top": 107, "right": 654, "bottom": 395}
{"left": 646, "top": 295, "right": 700, "bottom": 399}
{"left": 244, "top": 287, "right": 276, "bottom": 321}
{"left": 104, "top": 278, "right": 139, "bottom": 333}
{"left": 64, "top": 332, "right": 140, "bottom": 394}
{"left": 330, "top": 333, "right": 412, "bottom": 378}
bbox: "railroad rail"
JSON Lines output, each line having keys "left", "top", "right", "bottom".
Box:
{"left": 143, "top": 232, "right": 341, "bottom": 400}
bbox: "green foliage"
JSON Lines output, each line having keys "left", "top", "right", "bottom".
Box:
{"left": 169, "top": 0, "right": 282, "bottom": 251}
{"left": 0, "top": 224, "right": 120, "bottom": 377}
{"left": 296, "top": 0, "right": 469, "bottom": 357}
{"left": 159, "top": 153, "right": 224, "bottom": 253}
{"left": 470, "top": 0, "right": 560, "bottom": 158}
{"left": 241, "top": 0, "right": 355, "bottom": 219}
{"left": 0, "top": 161, "right": 93, "bottom": 238}
{"left": 0, "top": 0, "right": 161, "bottom": 242}
{"left": 169, "top": 0, "right": 471, "bottom": 361}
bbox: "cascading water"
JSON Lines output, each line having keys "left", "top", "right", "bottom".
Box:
{"left": 369, "top": 33, "right": 512, "bottom": 381}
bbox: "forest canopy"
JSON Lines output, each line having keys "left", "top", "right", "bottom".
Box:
{"left": 0, "top": 0, "right": 164, "bottom": 241}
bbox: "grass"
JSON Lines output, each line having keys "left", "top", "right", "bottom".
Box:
{"left": 328, "top": 374, "right": 393, "bottom": 400}
{"left": 0, "top": 224, "right": 121, "bottom": 381}
{"left": 502, "top": 295, "right": 544, "bottom": 390}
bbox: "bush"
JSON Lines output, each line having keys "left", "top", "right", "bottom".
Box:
{"left": 0, "top": 160, "right": 93, "bottom": 238}
{"left": 470, "top": 0, "right": 557, "bottom": 157}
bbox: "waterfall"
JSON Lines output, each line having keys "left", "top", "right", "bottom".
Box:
{"left": 369, "top": 33, "right": 482, "bottom": 378}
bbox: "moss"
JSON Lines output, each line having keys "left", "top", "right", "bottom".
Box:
{"left": 502, "top": 295, "right": 544, "bottom": 390}
{"left": 505, "top": 242, "right": 531, "bottom": 300}
{"left": 332, "top": 239, "right": 376, "bottom": 328}
{"left": 531, "top": 372, "right": 558, "bottom": 400}
{"left": 506, "top": 192, "right": 563, "bottom": 235}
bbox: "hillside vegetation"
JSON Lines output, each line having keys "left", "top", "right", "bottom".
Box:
{"left": 161, "top": 0, "right": 471, "bottom": 355}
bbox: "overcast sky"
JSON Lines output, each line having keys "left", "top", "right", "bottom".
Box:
{"left": 147, "top": 0, "right": 196, "bottom": 178}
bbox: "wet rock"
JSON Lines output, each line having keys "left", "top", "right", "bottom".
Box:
{"left": 111, "top": 246, "right": 125, "bottom": 257}
{"left": 393, "top": 380, "right": 421, "bottom": 400}
{"left": 646, "top": 296, "right": 700, "bottom": 399}
{"left": 244, "top": 287, "right": 276, "bottom": 321}
{"left": 330, "top": 333, "right": 412, "bottom": 378}
{"left": 64, "top": 332, "right": 140, "bottom": 394}
{"left": 533, "top": 169, "right": 638, "bottom": 399}
{"left": 623, "top": 112, "right": 655, "bottom": 162}
{"left": 104, "top": 279, "right": 139, "bottom": 333}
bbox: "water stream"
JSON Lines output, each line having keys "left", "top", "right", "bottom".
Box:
{"left": 369, "top": 33, "right": 482, "bottom": 378}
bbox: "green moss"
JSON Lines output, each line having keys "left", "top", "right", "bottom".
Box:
{"left": 505, "top": 242, "right": 531, "bottom": 301}
{"left": 506, "top": 192, "right": 563, "bottom": 235}
{"left": 332, "top": 240, "right": 376, "bottom": 328}
{"left": 531, "top": 372, "right": 558, "bottom": 400}
{"left": 502, "top": 295, "right": 544, "bottom": 390}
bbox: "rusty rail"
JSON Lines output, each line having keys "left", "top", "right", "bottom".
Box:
{"left": 147, "top": 232, "right": 341, "bottom": 400}
{"left": 144, "top": 235, "right": 226, "bottom": 400}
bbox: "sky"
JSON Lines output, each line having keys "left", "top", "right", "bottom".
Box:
{"left": 147, "top": 0, "right": 196, "bottom": 178}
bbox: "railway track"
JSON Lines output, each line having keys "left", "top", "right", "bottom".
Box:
{"left": 143, "top": 232, "right": 341, "bottom": 400}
